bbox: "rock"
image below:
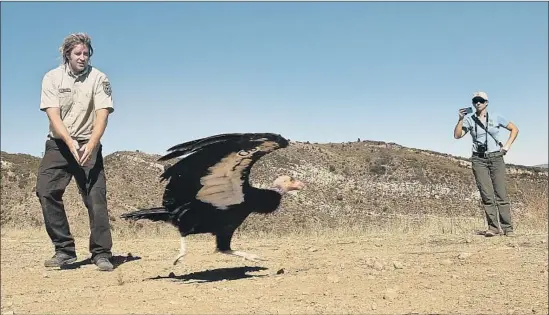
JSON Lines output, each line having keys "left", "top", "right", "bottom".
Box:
{"left": 458, "top": 252, "right": 472, "bottom": 260}
{"left": 393, "top": 261, "right": 404, "bottom": 269}
{"left": 383, "top": 288, "right": 398, "bottom": 300}
{"left": 308, "top": 247, "right": 318, "bottom": 252}
{"left": 168, "top": 272, "right": 176, "bottom": 278}
{"left": 451, "top": 274, "right": 459, "bottom": 279}
{"left": 371, "top": 303, "right": 377, "bottom": 310}
{"left": 373, "top": 261, "right": 384, "bottom": 271}
{"left": 276, "top": 268, "right": 285, "bottom": 275}
{"left": 327, "top": 275, "right": 340, "bottom": 283}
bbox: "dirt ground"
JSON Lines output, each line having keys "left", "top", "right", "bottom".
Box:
{"left": 1, "top": 228, "right": 548, "bottom": 315}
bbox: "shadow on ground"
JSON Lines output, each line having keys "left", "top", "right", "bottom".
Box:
{"left": 147, "top": 266, "right": 269, "bottom": 283}
{"left": 58, "top": 253, "right": 141, "bottom": 270}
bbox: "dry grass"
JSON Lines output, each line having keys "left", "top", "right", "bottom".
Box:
{"left": 2, "top": 142, "right": 547, "bottom": 242}
{"left": 5, "top": 212, "right": 542, "bottom": 246}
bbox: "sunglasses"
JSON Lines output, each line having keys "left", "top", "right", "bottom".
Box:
{"left": 472, "top": 97, "right": 487, "bottom": 104}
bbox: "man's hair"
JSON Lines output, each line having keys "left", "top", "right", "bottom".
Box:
{"left": 59, "top": 33, "right": 94, "bottom": 64}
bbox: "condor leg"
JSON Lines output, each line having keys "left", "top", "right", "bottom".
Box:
{"left": 173, "top": 236, "right": 186, "bottom": 265}
{"left": 215, "top": 230, "right": 265, "bottom": 262}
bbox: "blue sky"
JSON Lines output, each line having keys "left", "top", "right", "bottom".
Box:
{"left": 1, "top": 1, "right": 547, "bottom": 166}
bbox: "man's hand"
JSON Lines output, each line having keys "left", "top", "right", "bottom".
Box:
{"left": 69, "top": 140, "right": 81, "bottom": 162}
{"left": 78, "top": 140, "right": 97, "bottom": 165}
{"left": 78, "top": 108, "right": 109, "bottom": 165}
{"left": 45, "top": 108, "right": 80, "bottom": 161}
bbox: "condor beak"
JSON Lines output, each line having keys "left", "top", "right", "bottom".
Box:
{"left": 291, "top": 180, "right": 305, "bottom": 190}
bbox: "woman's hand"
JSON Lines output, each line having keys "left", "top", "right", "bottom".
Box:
{"left": 458, "top": 108, "right": 468, "bottom": 120}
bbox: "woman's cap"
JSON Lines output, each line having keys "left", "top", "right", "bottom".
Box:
{"left": 472, "top": 91, "right": 488, "bottom": 100}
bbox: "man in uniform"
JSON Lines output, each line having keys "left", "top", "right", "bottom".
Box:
{"left": 36, "top": 33, "right": 115, "bottom": 271}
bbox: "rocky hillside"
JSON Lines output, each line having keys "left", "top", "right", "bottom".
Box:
{"left": 1, "top": 140, "right": 547, "bottom": 234}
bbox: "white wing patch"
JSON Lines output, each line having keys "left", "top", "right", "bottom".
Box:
{"left": 196, "top": 149, "right": 255, "bottom": 209}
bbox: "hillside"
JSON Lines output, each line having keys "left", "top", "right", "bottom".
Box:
{"left": 1, "top": 140, "right": 547, "bottom": 234}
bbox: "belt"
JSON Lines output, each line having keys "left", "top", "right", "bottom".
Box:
{"left": 472, "top": 151, "right": 502, "bottom": 158}
{"left": 48, "top": 135, "right": 88, "bottom": 143}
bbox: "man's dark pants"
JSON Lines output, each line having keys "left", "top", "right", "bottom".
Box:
{"left": 471, "top": 151, "right": 513, "bottom": 234}
{"left": 35, "top": 138, "right": 112, "bottom": 262}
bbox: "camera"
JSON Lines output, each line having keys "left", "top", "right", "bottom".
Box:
{"left": 460, "top": 107, "right": 473, "bottom": 115}
{"left": 477, "top": 143, "right": 488, "bottom": 153}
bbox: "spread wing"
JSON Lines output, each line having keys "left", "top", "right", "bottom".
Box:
{"left": 158, "top": 133, "right": 289, "bottom": 210}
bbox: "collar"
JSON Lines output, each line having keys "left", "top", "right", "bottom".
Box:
{"left": 474, "top": 111, "right": 488, "bottom": 119}
{"left": 64, "top": 64, "right": 90, "bottom": 78}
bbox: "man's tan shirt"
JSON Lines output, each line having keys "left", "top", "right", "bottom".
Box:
{"left": 40, "top": 64, "right": 114, "bottom": 141}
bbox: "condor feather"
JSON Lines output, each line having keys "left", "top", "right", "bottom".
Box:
{"left": 120, "top": 132, "right": 304, "bottom": 265}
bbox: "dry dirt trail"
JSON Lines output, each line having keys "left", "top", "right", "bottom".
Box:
{"left": 1, "top": 229, "right": 547, "bottom": 315}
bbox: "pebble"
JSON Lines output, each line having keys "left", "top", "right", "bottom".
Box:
{"left": 371, "top": 303, "right": 377, "bottom": 310}
{"left": 393, "top": 261, "right": 404, "bottom": 269}
{"left": 383, "top": 288, "right": 398, "bottom": 301}
{"left": 458, "top": 252, "right": 472, "bottom": 260}
{"left": 373, "top": 261, "right": 384, "bottom": 271}
{"left": 327, "top": 275, "right": 340, "bottom": 283}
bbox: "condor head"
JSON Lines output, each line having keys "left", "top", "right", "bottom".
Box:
{"left": 272, "top": 175, "right": 305, "bottom": 194}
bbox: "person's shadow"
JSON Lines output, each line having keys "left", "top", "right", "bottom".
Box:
{"left": 59, "top": 253, "right": 141, "bottom": 270}
{"left": 146, "top": 266, "right": 269, "bottom": 283}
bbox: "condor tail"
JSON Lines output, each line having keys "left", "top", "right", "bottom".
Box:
{"left": 120, "top": 207, "right": 171, "bottom": 222}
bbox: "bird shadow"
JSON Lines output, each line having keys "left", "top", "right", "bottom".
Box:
{"left": 58, "top": 253, "right": 141, "bottom": 270}
{"left": 146, "top": 266, "right": 269, "bottom": 283}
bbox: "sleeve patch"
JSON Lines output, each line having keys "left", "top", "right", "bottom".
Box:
{"left": 102, "top": 81, "right": 112, "bottom": 96}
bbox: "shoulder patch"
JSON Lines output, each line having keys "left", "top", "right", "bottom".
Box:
{"left": 102, "top": 81, "right": 112, "bottom": 96}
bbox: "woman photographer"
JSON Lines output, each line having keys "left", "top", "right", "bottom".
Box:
{"left": 454, "top": 91, "right": 519, "bottom": 237}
